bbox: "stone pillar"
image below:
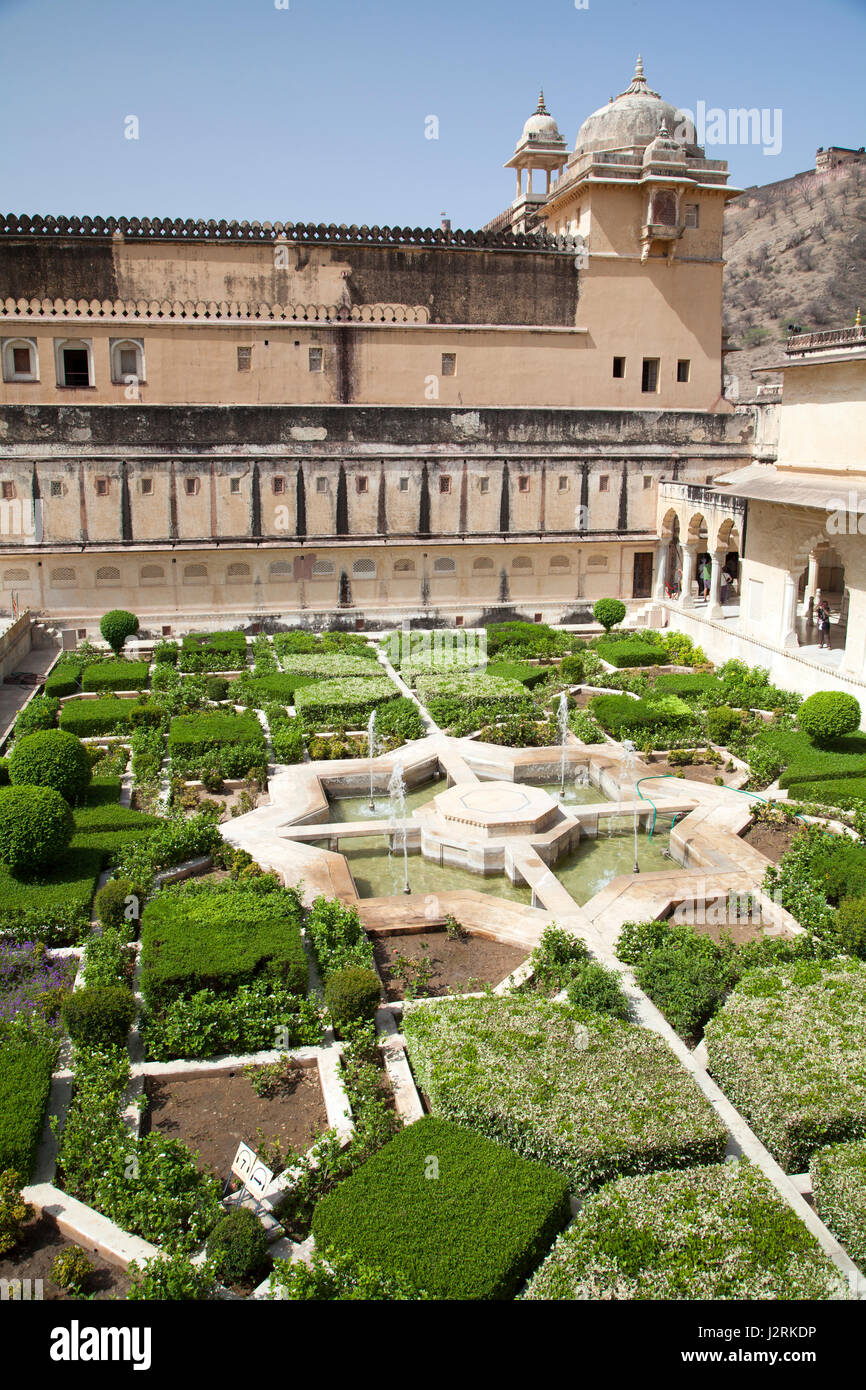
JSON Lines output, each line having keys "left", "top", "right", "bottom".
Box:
{"left": 780, "top": 571, "right": 800, "bottom": 648}
{"left": 708, "top": 550, "right": 725, "bottom": 620}
{"left": 680, "top": 545, "right": 696, "bottom": 608}
{"left": 806, "top": 551, "right": 820, "bottom": 602}
{"left": 653, "top": 541, "right": 668, "bottom": 601}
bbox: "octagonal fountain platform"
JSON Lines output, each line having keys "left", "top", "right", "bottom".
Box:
{"left": 431, "top": 781, "right": 559, "bottom": 839}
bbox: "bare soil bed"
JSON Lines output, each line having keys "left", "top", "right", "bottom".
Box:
{"left": 0, "top": 1213, "right": 131, "bottom": 1300}
{"left": 371, "top": 928, "right": 527, "bottom": 1001}
{"left": 689, "top": 916, "right": 797, "bottom": 947}
{"left": 741, "top": 821, "right": 801, "bottom": 863}
{"left": 143, "top": 1064, "right": 328, "bottom": 1180}
{"left": 648, "top": 759, "right": 741, "bottom": 787}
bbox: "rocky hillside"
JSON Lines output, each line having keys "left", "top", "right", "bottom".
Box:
{"left": 722, "top": 157, "right": 866, "bottom": 400}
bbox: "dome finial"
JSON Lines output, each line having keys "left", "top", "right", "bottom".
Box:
{"left": 634, "top": 54, "right": 645, "bottom": 81}
{"left": 537, "top": 88, "right": 549, "bottom": 115}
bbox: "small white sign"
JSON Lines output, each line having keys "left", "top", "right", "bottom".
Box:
{"left": 231, "top": 1141, "right": 274, "bottom": 1198}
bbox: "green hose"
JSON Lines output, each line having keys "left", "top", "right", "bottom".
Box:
{"left": 634, "top": 773, "right": 803, "bottom": 839}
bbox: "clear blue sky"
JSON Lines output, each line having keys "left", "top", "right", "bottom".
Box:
{"left": 0, "top": 0, "right": 863, "bottom": 228}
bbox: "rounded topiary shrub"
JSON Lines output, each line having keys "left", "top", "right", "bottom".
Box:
{"left": 324, "top": 965, "right": 381, "bottom": 1031}
{"left": 706, "top": 705, "right": 744, "bottom": 746}
{"left": 61, "top": 985, "right": 136, "bottom": 1048}
{"left": 593, "top": 598, "right": 627, "bottom": 634}
{"left": 9, "top": 729, "right": 92, "bottom": 803}
{"left": 99, "top": 609, "right": 139, "bottom": 656}
{"left": 95, "top": 876, "right": 140, "bottom": 932}
{"left": 798, "top": 691, "right": 861, "bottom": 746}
{"left": 205, "top": 1207, "right": 268, "bottom": 1286}
{"left": 0, "top": 785, "right": 73, "bottom": 873}
{"left": 206, "top": 677, "right": 229, "bottom": 702}
{"left": 559, "top": 654, "right": 585, "bottom": 684}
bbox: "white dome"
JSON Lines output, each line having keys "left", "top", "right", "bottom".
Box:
{"left": 520, "top": 91, "right": 564, "bottom": 144}
{"left": 574, "top": 57, "right": 701, "bottom": 157}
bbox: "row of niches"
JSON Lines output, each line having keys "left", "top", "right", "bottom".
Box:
{"left": 1, "top": 552, "right": 610, "bottom": 591}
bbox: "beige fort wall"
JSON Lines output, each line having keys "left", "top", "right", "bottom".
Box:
{"left": 775, "top": 358, "right": 866, "bottom": 474}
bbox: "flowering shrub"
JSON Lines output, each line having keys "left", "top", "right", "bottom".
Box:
{"left": 810, "top": 1139, "right": 866, "bottom": 1270}
{"left": 402, "top": 994, "right": 726, "bottom": 1191}
{"left": 705, "top": 958, "right": 866, "bottom": 1172}
{"left": 312, "top": 1115, "right": 570, "bottom": 1300}
{"left": 523, "top": 1161, "right": 849, "bottom": 1300}
{"left": 294, "top": 677, "right": 398, "bottom": 729}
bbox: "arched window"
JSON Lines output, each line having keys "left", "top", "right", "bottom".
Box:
{"left": 183, "top": 563, "right": 208, "bottom": 585}
{"left": 473, "top": 556, "right": 494, "bottom": 572}
{"left": 50, "top": 567, "right": 77, "bottom": 588}
{"left": 109, "top": 338, "right": 145, "bottom": 385}
{"left": 226, "top": 563, "right": 250, "bottom": 584}
{"left": 54, "top": 338, "right": 94, "bottom": 388}
{"left": 312, "top": 560, "right": 334, "bottom": 578}
{"left": 433, "top": 557, "right": 455, "bottom": 574}
{"left": 140, "top": 565, "right": 165, "bottom": 584}
{"left": 269, "top": 562, "right": 293, "bottom": 581}
{"left": 511, "top": 556, "right": 533, "bottom": 573}
{"left": 2, "top": 568, "right": 31, "bottom": 588}
{"left": 1, "top": 338, "right": 39, "bottom": 383}
{"left": 352, "top": 558, "right": 376, "bottom": 578}
{"left": 96, "top": 566, "right": 121, "bottom": 585}
{"left": 393, "top": 559, "right": 415, "bottom": 575}
{"left": 549, "top": 555, "right": 571, "bottom": 572}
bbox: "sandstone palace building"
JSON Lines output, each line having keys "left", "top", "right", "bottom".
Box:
{"left": 2, "top": 56, "right": 864, "bottom": 705}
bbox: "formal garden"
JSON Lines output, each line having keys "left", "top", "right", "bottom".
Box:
{"left": 1, "top": 603, "right": 865, "bottom": 1301}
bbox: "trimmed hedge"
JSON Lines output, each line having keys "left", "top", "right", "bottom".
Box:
{"left": 403, "top": 994, "right": 727, "bottom": 1191}
{"left": 182, "top": 630, "right": 247, "bottom": 651}
{"left": 277, "top": 653, "right": 380, "bottom": 679}
{"left": 486, "top": 661, "right": 551, "bottom": 689}
{"left": 654, "top": 672, "right": 725, "bottom": 701}
{"left": 294, "top": 677, "right": 398, "bottom": 728}
{"left": 590, "top": 693, "right": 696, "bottom": 739}
{"left": 59, "top": 698, "right": 138, "bottom": 737}
{"left": 598, "top": 639, "right": 666, "bottom": 669}
{"left": 705, "top": 958, "right": 866, "bottom": 1172}
{"left": 140, "top": 879, "right": 307, "bottom": 1011}
{"left": 312, "top": 1116, "right": 571, "bottom": 1299}
{"left": 9, "top": 729, "right": 92, "bottom": 804}
{"left": 62, "top": 985, "right": 136, "bottom": 1048}
{"left": 783, "top": 774, "right": 866, "bottom": 812}
{"left": 762, "top": 729, "right": 866, "bottom": 788}
{"left": 324, "top": 966, "right": 381, "bottom": 1031}
{"left": 0, "top": 1027, "right": 58, "bottom": 1180}
{"left": 206, "top": 1207, "right": 268, "bottom": 1285}
{"left": 798, "top": 691, "right": 861, "bottom": 746}
{"left": 810, "top": 1139, "right": 866, "bottom": 1271}
{"left": 167, "top": 710, "right": 265, "bottom": 761}
{"left": 81, "top": 661, "right": 150, "bottom": 692}
{"left": 232, "top": 672, "right": 316, "bottom": 707}
{"left": 523, "top": 1161, "right": 849, "bottom": 1300}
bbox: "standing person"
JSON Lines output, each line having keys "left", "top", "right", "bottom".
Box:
{"left": 816, "top": 602, "right": 827, "bottom": 648}
{"left": 699, "top": 558, "right": 711, "bottom": 600}
{"left": 821, "top": 604, "right": 832, "bottom": 651}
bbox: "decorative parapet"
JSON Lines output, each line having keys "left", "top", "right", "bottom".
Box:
{"left": 0, "top": 212, "right": 579, "bottom": 253}
{"left": 786, "top": 325, "right": 866, "bottom": 354}
{"left": 659, "top": 480, "right": 747, "bottom": 514}
{"left": 0, "top": 297, "right": 431, "bottom": 324}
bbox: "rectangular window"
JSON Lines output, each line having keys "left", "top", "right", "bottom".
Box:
{"left": 439, "top": 476, "right": 451, "bottom": 494}
{"left": 612, "top": 356, "right": 626, "bottom": 379}
{"left": 441, "top": 353, "right": 456, "bottom": 377}
{"left": 12, "top": 346, "right": 31, "bottom": 375}
{"left": 558, "top": 475, "right": 569, "bottom": 491}
{"left": 479, "top": 476, "right": 489, "bottom": 493}
{"left": 140, "top": 478, "right": 154, "bottom": 496}
{"left": 237, "top": 346, "right": 252, "bottom": 371}
{"left": 62, "top": 348, "right": 90, "bottom": 387}
{"left": 309, "top": 347, "right": 323, "bottom": 372}
{"left": 119, "top": 347, "right": 139, "bottom": 377}
{"left": 599, "top": 475, "right": 609, "bottom": 492}
{"left": 272, "top": 477, "right": 285, "bottom": 495}
{"left": 1, "top": 481, "right": 14, "bottom": 500}
{"left": 50, "top": 480, "right": 63, "bottom": 498}
{"left": 185, "top": 477, "right": 200, "bottom": 496}
{"left": 677, "top": 359, "right": 691, "bottom": 383}
{"left": 95, "top": 477, "right": 109, "bottom": 497}
{"left": 641, "top": 358, "right": 659, "bottom": 393}
{"left": 399, "top": 476, "right": 409, "bottom": 491}
{"left": 518, "top": 475, "right": 530, "bottom": 493}
{"left": 356, "top": 475, "right": 368, "bottom": 494}
{"left": 643, "top": 475, "right": 653, "bottom": 490}
{"left": 230, "top": 478, "right": 241, "bottom": 494}
{"left": 684, "top": 204, "right": 699, "bottom": 229}
{"left": 316, "top": 476, "right": 327, "bottom": 493}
